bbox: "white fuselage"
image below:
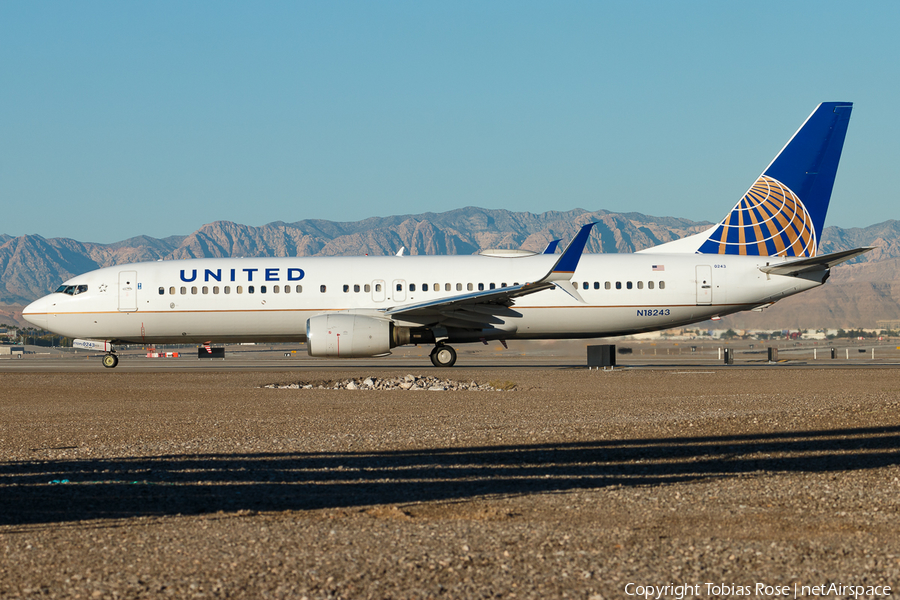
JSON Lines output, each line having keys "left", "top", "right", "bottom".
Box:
{"left": 23, "top": 252, "right": 820, "bottom": 345}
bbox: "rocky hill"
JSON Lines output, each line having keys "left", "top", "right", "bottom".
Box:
{"left": 2, "top": 208, "right": 899, "bottom": 331}
{"left": 0, "top": 208, "right": 707, "bottom": 307}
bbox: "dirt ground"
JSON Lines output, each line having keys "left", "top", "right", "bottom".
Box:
{"left": 1, "top": 367, "right": 899, "bottom": 599}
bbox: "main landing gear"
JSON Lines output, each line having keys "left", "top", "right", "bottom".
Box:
{"left": 101, "top": 353, "right": 119, "bottom": 369}
{"left": 430, "top": 344, "right": 457, "bottom": 367}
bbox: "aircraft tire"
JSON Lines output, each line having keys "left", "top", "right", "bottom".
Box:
{"left": 102, "top": 354, "right": 119, "bottom": 369}
{"left": 430, "top": 344, "right": 457, "bottom": 367}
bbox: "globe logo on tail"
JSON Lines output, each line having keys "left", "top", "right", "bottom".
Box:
{"left": 698, "top": 175, "right": 817, "bottom": 257}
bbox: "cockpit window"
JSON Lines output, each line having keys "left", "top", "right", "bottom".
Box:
{"left": 55, "top": 284, "right": 88, "bottom": 295}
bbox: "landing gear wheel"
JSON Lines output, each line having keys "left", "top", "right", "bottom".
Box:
{"left": 430, "top": 344, "right": 457, "bottom": 367}
{"left": 102, "top": 354, "right": 119, "bottom": 369}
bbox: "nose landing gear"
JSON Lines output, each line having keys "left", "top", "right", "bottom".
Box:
{"left": 430, "top": 344, "right": 457, "bottom": 367}
{"left": 101, "top": 353, "right": 119, "bottom": 368}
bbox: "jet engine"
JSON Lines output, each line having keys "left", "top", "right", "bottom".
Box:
{"left": 306, "top": 314, "right": 393, "bottom": 358}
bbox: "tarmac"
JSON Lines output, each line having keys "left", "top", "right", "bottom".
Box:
{"left": 1, "top": 340, "right": 899, "bottom": 598}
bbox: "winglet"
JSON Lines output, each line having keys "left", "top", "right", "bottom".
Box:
{"left": 542, "top": 239, "right": 561, "bottom": 254}
{"left": 548, "top": 223, "right": 595, "bottom": 279}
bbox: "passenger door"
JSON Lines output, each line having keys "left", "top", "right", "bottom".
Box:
{"left": 372, "top": 279, "right": 385, "bottom": 302}
{"left": 392, "top": 279, "right": 406, "bottom": 302}
{"left": 118, "top": 271, "right": 138, "bottom": 312}
{"left": 696, "top": 265, "right": 712, "bottom": 305}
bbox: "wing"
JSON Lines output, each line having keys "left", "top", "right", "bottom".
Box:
{"left": 382, "top": 223, "right": 595, "bottom": 329}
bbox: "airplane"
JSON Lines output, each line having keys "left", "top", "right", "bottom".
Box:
{"left": 23, "top": 102, "right": 871, "bottom": 368}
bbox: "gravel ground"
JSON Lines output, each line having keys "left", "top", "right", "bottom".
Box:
{"left": 1, "top": 367, "right": 899, "bottom": 599}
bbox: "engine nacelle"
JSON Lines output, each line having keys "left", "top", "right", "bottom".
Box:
{"left": 306, "top": 314, "right": 392, "bottom": 358}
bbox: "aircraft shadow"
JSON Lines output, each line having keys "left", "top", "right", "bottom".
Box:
{"left": 2, "top": 425, "right": 899, "bottom": 525}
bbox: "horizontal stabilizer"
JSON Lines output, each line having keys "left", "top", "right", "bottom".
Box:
{"left": 758, "top": 247, "right": 873, "bottom": 277}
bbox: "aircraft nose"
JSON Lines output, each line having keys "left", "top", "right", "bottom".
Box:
{"left": 22, "top": 297, "right": 49, "bottom": 329}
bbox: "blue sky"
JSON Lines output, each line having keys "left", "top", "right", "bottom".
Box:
{"left": 2, "top": 1, "right": 898, "bottom": 243}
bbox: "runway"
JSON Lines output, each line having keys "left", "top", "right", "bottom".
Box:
{"left": 4, "top": 338, "right": 900, "bottom": 372}
{"left": 1, "top": 354, "right": 899, "bottom": 597}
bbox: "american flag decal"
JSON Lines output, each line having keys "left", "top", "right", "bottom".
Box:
{"left": 652, "top": 265, "right": 665, "bottom": 271}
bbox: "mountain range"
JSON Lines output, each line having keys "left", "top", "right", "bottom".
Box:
{"left": 2, "top": 207, "right": 899, "bottom": 331}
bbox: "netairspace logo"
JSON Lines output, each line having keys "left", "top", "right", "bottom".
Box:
{"left": 624, "top": 582, "right": 892, "bottom": 599}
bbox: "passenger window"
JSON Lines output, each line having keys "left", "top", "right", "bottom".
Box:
{"left": 282, "top": 285, "right": 288, "bottom": 293}
{"left": 582, "top": 282, "right": 589, "bottom": 290}
{"left": 648, "top": 281, "right": 654, "bottom": 289}
{"left": 457, "top": 283, "right": 462, "bottom": 291}
{"left": 467, "top": 283, "right": 473, "bottom": 291}
{"left": 296, "top": 285, "right": 303, "bottom": 293}
{"left": 354, "top": 284, "right": 360, "bottom": 292}
{"left": 343, "top": 284, "right": 350, "bottom": 293}
{"left": 375, "top": 284, "right": 381, "bottom": 292}
{"left": 202, "top": 286, "right": 209, "bottom": 294}
{"left": 615, "top": 282, "right": 622, "bottom": 290}
{"left": 420, "top": 283, "right": 426, "bottom": 291}
{"left": 364, "top": 284, "right": 370, "bottom": 292}
{"left": 180, "top": 287, "right": 187, "bottom": 294}
{"left": 225, "top": 286, "right": 230, "bottom": 294}
{"left": 273, "top": 285, "right": 279, "bottom": 293}
{"left": 169, "top": 286, "right": 176, "bottom": 295}
{"left": 594, "top": 282, "right": 600, "bottom": 290}
{"left": 627, "top": 282, "right": 633, "bottom": 289}
{"left": 637, "top": 281, "right": 644, "bottom": 289}
{"left": 659, "top": 281, "right": 666, "bottom": 289}
{"left": 260, "top": 285, "right": 266, "bottom": 294}
{"left": 320, "top": 285, "right": 326, "bottom": 293}
{"left": 478, "top": 283, "right": 484, "bottom": 291}
{"left": 237, "top": 286, "right": 243, "bottom": 294}
{"left": 410, "top": 284, "right": 417, "bottom": 292}
{"left": 445, "top": 283, "right": 451, "bottom": 292}
{"left": 192, "top": 286, "right": 198, "bottom": 294}
{"left": 158, "top": 287, "right": 164, "bottom": 295}
{"left": 489, "top": 283, "right": 496, "bottom": 290}
{"left": 572, "top": 282, "right": 578, "bottom": 289}
{"left": 248, "top": 286, "right": 254, "bottom": 294}
{"left": 605, "top": 282, "right": 611, "bottom": 290}
{"left": 396, "top": 283, "right": 403, "bottom": 292}
{"left": 213, "top": 286, "right": 220, "bottom": 294}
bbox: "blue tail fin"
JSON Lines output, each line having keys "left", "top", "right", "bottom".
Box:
{"left": 697, "top": 102, "right": 852, "bottom": 257}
